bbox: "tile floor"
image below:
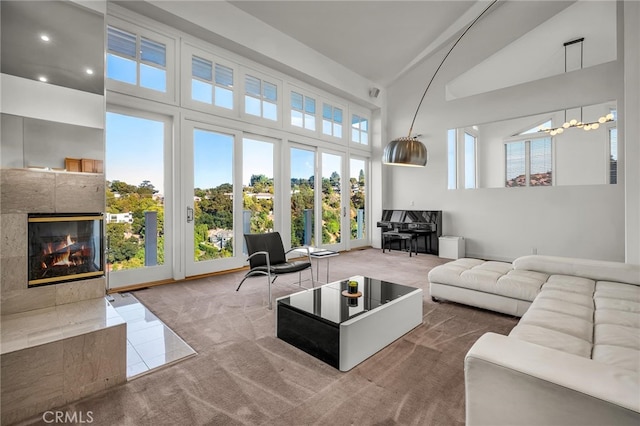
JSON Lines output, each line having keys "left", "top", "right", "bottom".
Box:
{"left": 108, "top": 292, "right": 196, "bottom": 379}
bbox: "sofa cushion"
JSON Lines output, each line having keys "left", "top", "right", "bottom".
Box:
{"left": 595, "top": 309, "right": 640, "bottom": 328}
{"left": 516, "top": 309, "right": 594, "bottom": 343}
{"left": 528, "top": 297, "right": 594, "bottom": 320}
{"left": 592, "top": 345, "right": 640, "bottom": 372}
{"left": 595, "top": 324, "right": 640, "bottom": 350}
{"left": 513, "top": 255, "right": 640, "bottom": 286}
{"left": 508, "top": 324, "right": 592, "bottom": 358}
{"left": 535, "top": 289, "right": 594, "bottom": 309}
{"left": 596, "top": 281, "right": 640, "bottom": 302}
{"left": 542, "top": 274, "right": 596, "bottom": 296}
{"left": 428, "top": 259, "right": 546, "bottom": 302}
{"left": 595, "top": 298, "right": 640, "bottom": 313}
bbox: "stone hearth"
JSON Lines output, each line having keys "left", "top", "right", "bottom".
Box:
{"left": 1, "top": 168, "right": 126, "bottom": 425}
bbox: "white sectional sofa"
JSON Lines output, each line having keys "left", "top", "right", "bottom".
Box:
{"left": 428, "top": 255, "right": 640, "bottom": 426}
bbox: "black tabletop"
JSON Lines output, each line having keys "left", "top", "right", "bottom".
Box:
{"left": 277, "top": 276, "right": 419, "bottom": 324}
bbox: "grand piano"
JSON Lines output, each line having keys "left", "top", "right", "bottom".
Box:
{"left": 377, "top": 210, "right": 442, "bottom": 255}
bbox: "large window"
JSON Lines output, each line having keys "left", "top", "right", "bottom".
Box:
{"left": 243, "top": 138, "right": 275, "bottom": 240}
{"left": 106, "top": 11, "right": 373, "bottom": 284}
{"left": 322, "top": 153, "right": 342, "bottom": 245}
{"left": 106, "top": 112, "right": 166, "bottom": 271}
{"left": 290, "top": 147, "right": 315, "bottom": 247}
{"left": 505, "top": 137, "right": 552, "bottom": 187}
{"left": 349, "top": 158, "right": 366, "bottom": 240}
{"left": 245, "top": 74, "right": 278, "bottom": 121}
{"left": 291, "top": 92, "right": 316, "bottom": 131}
{"left": 107, "top": 25, "right": 168, "bottom": 93}
{"left": 192, "top": 129, "right": 234, "bottom": 261}
{"left": 191, "top": 56, "right": 234, "bottom": 110}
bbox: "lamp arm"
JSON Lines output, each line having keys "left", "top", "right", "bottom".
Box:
{"left": 407, "top": 0, "right": 498, "bottom": 137}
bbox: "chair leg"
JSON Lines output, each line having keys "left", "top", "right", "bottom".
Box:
{"left": 267, "top": 272, "right": 272, "bottom": 310}
{"left": 309, "top": 262, "right": 315, "bottom": 287}
{"left": 236, "top": 276, "right": 249, "bottom": 291}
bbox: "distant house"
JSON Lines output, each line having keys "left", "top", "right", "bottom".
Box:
{"left": 209, "top": 229, "right": 233, "bottom": 248}
{"left": 106, "top": 212, "right": 134, "bottom": 224}
{"left": 249, "top": 192, "right": 273, "bottom": 200}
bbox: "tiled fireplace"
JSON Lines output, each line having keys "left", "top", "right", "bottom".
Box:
{"left": 1, "top": 169, "right": 126, "bottom": 425}
{"left": 1, "top": 169, "right": 106, "bottom": 313}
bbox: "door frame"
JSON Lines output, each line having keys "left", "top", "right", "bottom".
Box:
{"left": 181, "top": 118, "right": 246, "bottom": 277}
{"left": 105, "top": 102, "right": 176, "bottom": 289}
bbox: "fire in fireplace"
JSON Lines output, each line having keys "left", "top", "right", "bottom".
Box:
{"left": 28, "top": 213, "right": 104, "bottom": 286}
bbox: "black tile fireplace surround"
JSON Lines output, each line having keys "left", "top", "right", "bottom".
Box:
{"left": 27, "top": 213, "right": 104, "bottom": 287}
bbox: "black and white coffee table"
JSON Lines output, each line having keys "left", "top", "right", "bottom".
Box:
{"left": 276, "top": 276, "right": 423, "bottom": 371}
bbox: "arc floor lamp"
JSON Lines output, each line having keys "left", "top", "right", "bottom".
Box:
{"left": 383, "top": 0, "right": 499, "bottom": 167}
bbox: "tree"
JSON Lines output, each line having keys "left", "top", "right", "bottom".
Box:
{"left": 330, "top": 171, "right": 340, "bottom": 187}
{"left": 137, "top": 180, "right": 157, "bottom": 197}
{"left": 109, "top": 180, "right": 137, "bottom": 195}
{"left": 106, "top": 223, "right": 139, "bottom": 264}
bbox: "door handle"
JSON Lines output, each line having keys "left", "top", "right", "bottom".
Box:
{"left": 187, "top": 206, "right": 194, "bottom": 223}
{"left": 343, "top": 206, "right": 346, "bottom": 217}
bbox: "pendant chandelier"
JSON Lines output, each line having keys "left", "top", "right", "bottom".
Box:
{"left": 536, "top": 37, "right": 615, "bottom": 136}
{"left": 537, "top": 112, "right": 615, "bottom": 136}
{"left": 383, "top": 0, "right": 498, "bottom": 167}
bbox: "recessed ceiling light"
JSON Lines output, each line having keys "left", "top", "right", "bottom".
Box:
{"left": 40, "top": 34, "right": 50, "bottom": 42}
{"left": 85, "top": 68, "right": 94, "bottom": 75}
{"left": 38, "top": 76, "right": 48, "bottom": 83}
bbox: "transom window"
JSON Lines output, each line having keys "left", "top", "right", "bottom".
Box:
{"left": 191, "top": 55, "right": 234, "bottom": 110}
{"left": 322, "top": 103, "right": 343, "bottom": 138}
{"left": 107, "top": 25, "right": 167, "bottom": 93}
{"left": 351, "top": 114, "right": 369, "bottom": 145}
{"left": 291, "top": 91, "right": 316, "bottom": 131}
{"left": 245, "top": 74, "right": 277, "bottom": 121}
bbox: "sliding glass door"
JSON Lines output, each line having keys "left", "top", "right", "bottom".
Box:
{"left": 349, "top": 156, "right": 367, "bottom": 248}
{"left": 242, "top": 137, "right": 276, "bottom": 252}
{"left": 105, "top": 108, "right": 173, "bottom": 289}
{"left": 184, "top": 121, "right": 243, "bottom": 276}
{"left": 320, "top": 151, "right": 346, "bottom": 251}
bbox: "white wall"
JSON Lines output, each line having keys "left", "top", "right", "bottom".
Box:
{"left": 623, "top": 1, "right": 640, "bottom": 264}
{"left": 0, "top": 74, "right": 104, "bottom": 129}
{"left": 384, "top": 1, "right": 631, "bottom": 262}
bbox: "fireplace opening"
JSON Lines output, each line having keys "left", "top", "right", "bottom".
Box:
{"left": 28, "top": 213, "right": 104, "bottom": 287}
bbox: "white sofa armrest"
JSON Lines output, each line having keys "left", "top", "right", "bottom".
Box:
{"left": 465, "top": 333, "right": 640, "bottom": 426}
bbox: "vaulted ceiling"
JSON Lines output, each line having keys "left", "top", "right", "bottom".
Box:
{"left": 228, "top": 0, "right": 478, "bottom": 85}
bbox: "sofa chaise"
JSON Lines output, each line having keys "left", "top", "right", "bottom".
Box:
{"left": 428, "top": 255, "right": 640, "bottom": 425}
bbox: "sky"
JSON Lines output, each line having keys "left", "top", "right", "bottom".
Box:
{"left": 106, "top": 112, "right": 165, "bottom": 193}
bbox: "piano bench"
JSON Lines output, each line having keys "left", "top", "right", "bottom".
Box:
{"left": 382, "top": 232, "right": 418, "bottom": 257}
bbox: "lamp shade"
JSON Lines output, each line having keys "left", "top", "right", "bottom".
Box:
{"left": 382, "top": 137, "right": 427, "bottom": 167}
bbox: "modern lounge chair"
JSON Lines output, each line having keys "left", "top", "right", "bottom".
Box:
{"left": 236, "top": 232, "right": 314, "bottom": 309}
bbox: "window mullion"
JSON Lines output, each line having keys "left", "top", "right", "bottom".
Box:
{"left": 525, "top": 140, "right": 531, "bottom": 187}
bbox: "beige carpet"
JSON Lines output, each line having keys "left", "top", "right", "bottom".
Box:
{"left": 20, "top": 249, "right": 517, "bottom": 425}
